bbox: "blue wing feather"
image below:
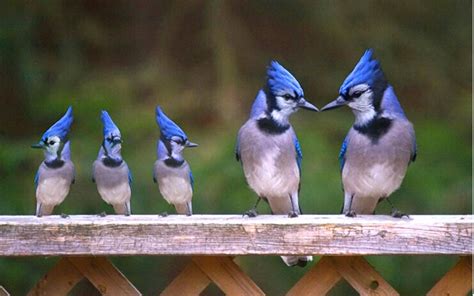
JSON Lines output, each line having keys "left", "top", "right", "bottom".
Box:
{"left": 339, "top": 136, "right": 348, "bottom": 171}
{"left": 294, "top": 136, "right": 303, "bottom": 175}
{"left": 189, "top": 170, "right": 194, "bottom": 190}
{"left": 128, "top": 169, "right": 133, "bottom": 185}
{"left": 34, "top": 170, "right": 39, "bottom": 189}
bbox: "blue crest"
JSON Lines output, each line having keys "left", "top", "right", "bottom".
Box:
{"left": 42, "top": 106, "right": 73, "bottom": 141}
{"left": 339, "top": 49, "right": 385, "bottom": 95}
{"left": 155, "top": 106, "right": 188, "bottom": 141}
{"left": 266, "top": 61, "right": 304, "bottom": 98}
{"left": 101, "top": 110, "right": 121, "bottom": 138}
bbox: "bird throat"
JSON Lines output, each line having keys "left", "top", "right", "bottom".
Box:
{"left": 354, "top": 115, "right": 392, "bottom": 143}
{"left": 102, "top": 157, "right": 123, "bottom": 167}
{"left": 45, "top": 158, "right": 65, "bottom": 168}
{"left": 257, "top": 114, "right": 290, "bottom": 135}
{"left": 164, "top": 157, "right": 184, "bottom": 168}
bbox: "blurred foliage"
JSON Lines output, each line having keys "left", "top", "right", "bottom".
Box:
{"left": 0, "top": 1, "right": 471, "bottom": 295}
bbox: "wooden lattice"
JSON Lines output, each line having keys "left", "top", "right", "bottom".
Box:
{"left": 0, "top": 215, "right": 471, "bottom": 295}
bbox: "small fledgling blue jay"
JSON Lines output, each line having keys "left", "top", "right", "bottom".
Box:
{"left": 92, "top": 111, "right": 132, "bottom": 215}
{"left": 236, "top": 61, "right": 318, "bottom": 267}
{"left": 32, "top": 106, "right": 75, "bottom": 217}
{"left": 321, "top": 49, "right": 416, "bottom": 217}
{"left": 154, "top": 107, "right": 197, "bottom": 216}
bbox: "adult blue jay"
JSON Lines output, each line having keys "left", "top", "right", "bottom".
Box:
{"left": 236, "top": 61, "right": 318, "bottom": 266}
{"left": 154, "top": 107, "right": 197, "bottom": 216}
{"left": 32, "top": 106, "right": 75, "bottom": 217}
{"left": 92, "top": 111, "right": 132, "bottom": 215}
{"left": 321, "top": 49, "right": 416, "bottom": 217}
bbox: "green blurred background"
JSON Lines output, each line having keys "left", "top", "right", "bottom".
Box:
{"left": 0, "top": 1, "right": 471, "bottom": 295}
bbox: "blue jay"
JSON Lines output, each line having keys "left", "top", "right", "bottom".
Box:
{"left": 92, "top": 111, "right": 132, "bottom": 215}
{"left": 154, "top": 107, "right": 197, "bottom": 216}
{"left": 321, "top": 49, "right": 416, "bottom": 217}
{"left": 236, "top": 61, "right": 318, "bottom": 266}
{"left": 32, "top": 106, "right": 75, "bottom": 217}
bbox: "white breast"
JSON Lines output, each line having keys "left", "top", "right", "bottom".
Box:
{"left": 36, "top": 177, "right": 71, "bottom": 206}
{"left": 158, "top": 176, "right": 192, "bottom": 205}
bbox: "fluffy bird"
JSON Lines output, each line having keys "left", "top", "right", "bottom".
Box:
{"left": 321, "top": 49, "right": 416, "bottom": 217}
{"left": 32, "top": 106, "right": 75, "bottom": 217}
{"left": 154, "top": 107, "right": 197, "bottom": 216}
{"left": 92, "top": 111, "right": 132, "bottom": 215}
{"left": 236, "top": 61, "right": 318, "bottom": 267}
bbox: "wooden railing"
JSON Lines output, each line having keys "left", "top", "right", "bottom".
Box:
{"left": 0, "top": 215, "right": 471, "bottom": 295}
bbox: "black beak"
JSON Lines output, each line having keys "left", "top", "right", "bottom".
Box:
{"left": 31, "top": 142, "right": 45, "bottom": 149}
{"left": 320, "top": 96, "right": 348, "bottom": 111}
{"left": 297, "top": 98, "right": 319, "bottom": 112}
{"left": 186, "top": 141, "right": 198, "bottom": 148}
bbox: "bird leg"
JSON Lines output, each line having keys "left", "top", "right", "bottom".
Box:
{"left": 159, "top": 211, "right": 169, "bottom": 217}
{"left": 344, "top": 194, "right": 357, "bottom": 217}
{"left": 386, "top": 198, "right": 409, "bottom": 218}
{"left": 60, "top": 213, "right": 69, "bottom": 219}
{"left": 288, "top": 193, "right": 299, "bottom": 218}
{"left": 243, "top": 197, "right": 261, "bottom": 218}
{"left": 98, "top": 211, "right": 107, "bottom": 217}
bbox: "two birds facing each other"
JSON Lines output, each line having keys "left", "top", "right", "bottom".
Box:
{"left": 32, "top": 49, "right": 416, "bottom": 266}
{"left": 33, "top": 106, "right": 197, "bottom": 217}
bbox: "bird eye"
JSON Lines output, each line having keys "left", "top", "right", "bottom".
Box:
{"left": 352, "top": 91, "right": 363, "bottom": 98}
{"left": 48, "top": 140, "right": 55, "bottom": 145}
{"left": 283, "top": 94, "right": 293, "bottom": 100}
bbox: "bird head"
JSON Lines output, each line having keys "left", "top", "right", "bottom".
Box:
{"left": 321, "top": 49, "right": 387, "bottom": 118}
{"left": 156, "top": 106, "right": 198, "bottom": 155}
{"left": 32, "top": 106, "right": 73, "bottom": 158}
{"left": 100, "top": 110, "right": 123, "bottom": 157}
{"left": 265, "top": 61, "right": 318, "bottom": 121}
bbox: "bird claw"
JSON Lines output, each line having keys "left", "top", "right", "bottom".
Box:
{"left": 159, "top": 211, "right": 169, "bottom": 217}
{"left": 345, "top": 210, "right": 357, "bottom": 217}
{"left": 288, "top": 211, "right": 299, "bottom": 218}
{"left": 243, "top": 209, "right": 258, "bottom": 218}
{"left": 98, "top": 212, "right": 107, "bottom": 217}
{"left": 60, "top": 213, "right": 69, "bottom": 219}
{"left": 391, "top": 209, "right": 409, "bottom": 218}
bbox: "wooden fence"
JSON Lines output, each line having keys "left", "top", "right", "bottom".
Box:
{"left": 0, "top": 215, "right": 471, "bottom": 295}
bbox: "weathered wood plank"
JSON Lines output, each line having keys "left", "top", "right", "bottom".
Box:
{"left": 27, "top": 257, "right": 83, "bottom": 296}
{"left": 161, "top": 261, "right": 211, "bottom": 296}
{"left": 427, "top": 256, "right": 472, "bottom": 296}
{"left": 0, "top": 215, "right": 471, "bottom": 256}
{"left": 192, "top": 256, "right": 265, "bottom": 296}
{"left": 330, "top": 256, "right": 399, "bottom": 296}
{"left": 0, "top": 286, "right": 10, "bottom": 296}
{"left": 67, "top": 257, "right": 141, "bottom": 296}
{"left": 287, "top": 256, "right": 342, "bottom": 296}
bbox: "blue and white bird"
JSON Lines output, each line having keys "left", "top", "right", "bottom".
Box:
{"left": 321, "top": 49, "right": 416, "bottom": 217}
{"left": 236, "top": 61, "right": 318, "bottom": 267}
{"left": 154, "top": 107, "right": 197, "bottom": 216}
{"left": 32, "top": 106, "right": 75, "bottom": 217}
{"left": 92, "top": 110, "right": 132, "bottom": 215}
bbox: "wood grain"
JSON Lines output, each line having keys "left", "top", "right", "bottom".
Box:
{"left": 192, "top": 256, "right": 265, "bottom": 296}
{"left": 427, "top": 256, "right": 472, "bottom": 296}
{"left": 330, "top": 256, "right": 399, "bottom": 296}
{"left": 0, "top": 215, "right": 470, "bottom": 256}
{"left": 287, "top": 256, "right": 342, "bottom": 296}
{"left": 27, "top": 257, "right": 83, "bottom": 296}
{"left": 67, "top": 257, "right": 141, "bottom": 296}
{"left": 161, "top": 261, "right": 211, "bottom": 296}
